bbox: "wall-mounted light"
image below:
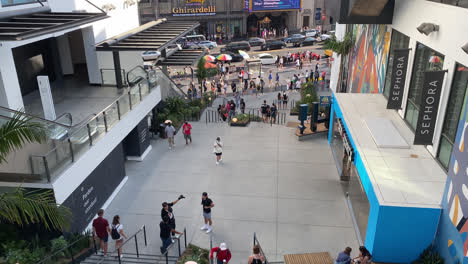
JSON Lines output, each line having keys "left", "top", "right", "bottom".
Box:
{"left": 417, "top": 23, "right": 439, "bottom": 36}
{"left": 462, "top": 42, "right": 468, "bottom": 54}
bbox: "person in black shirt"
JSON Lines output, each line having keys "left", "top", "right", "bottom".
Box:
{"left": 160, "top": 216, "right": 183, "bottom": 254}
{"left": 240, "top": 99, "right": 246, "bottom": 114}
{"left": 200, "top": 192, "right": 214, "bottom": 233}
{"left": 161, "top": 195, "right": 185, "bottom": 238}
{"left": 271, "top": 103, "right": 277, "bottom": 123}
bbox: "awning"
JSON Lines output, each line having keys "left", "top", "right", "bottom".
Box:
{"left": 0, "top": 12, "right": 108, "bottom": 41}
{"left": 96, "top": 19, "right": 200, "bottom": 51}
{"left": 157, "top": 49, "right": 206, "bottom": 66}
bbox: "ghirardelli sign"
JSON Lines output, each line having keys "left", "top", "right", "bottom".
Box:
{"left": 173, "top": 0, "right": 216, "bottom": 16}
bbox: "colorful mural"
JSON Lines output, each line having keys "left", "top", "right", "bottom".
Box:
{"left": 347, "top": 24, "right": 391, "bottom": 93}
{"left": 435, "top": 92, "right": 468, "bottom": 264}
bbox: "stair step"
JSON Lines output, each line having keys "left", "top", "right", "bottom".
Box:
{"left": 82, "top": 253, "right": 179, "bottom": 264}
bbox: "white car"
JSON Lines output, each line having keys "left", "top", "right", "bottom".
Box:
{"left": 141, "top": 50, "right": 161, "bottom": 61}
{"left": 197, "top": 40, "right": 217, "bottom": 49}
{"left": 304, "top": 29, "right": 318, "bottom": 37}
{"left": 257, "top": 53, "right": 277, "bottom": 65}
{"left": 319, "top": 31, "right": 336, "bottom": 41}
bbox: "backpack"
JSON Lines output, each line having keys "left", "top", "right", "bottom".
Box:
{"left": 252, "top": 258, "right": 263, "bottom": 264}
{"left": 217, "top": 248, "right": 231, "bottom": 261}
{"left": 111, "top": 224, "right": 121, "bottom": 240}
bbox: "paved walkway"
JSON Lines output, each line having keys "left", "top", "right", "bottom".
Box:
{"left": 104, "top": 105, "right": 359, "bottom": 263}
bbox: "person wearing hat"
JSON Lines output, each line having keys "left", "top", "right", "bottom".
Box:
{"left": 210, "top": 243, "right": 232, "bottom": 264}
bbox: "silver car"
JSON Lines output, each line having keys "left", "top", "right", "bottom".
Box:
{"left": 197, "top": 40, "right": 217, "bottom": 49}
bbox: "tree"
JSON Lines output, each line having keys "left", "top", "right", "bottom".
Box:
{"left": 0, "top": 111, "right": 70, "bottom": 230}
{"left": 324, "top": 32, "right": 355, "bottom": 93}
{"left": 196, "top": 57, "right": 219, "bottom": 98}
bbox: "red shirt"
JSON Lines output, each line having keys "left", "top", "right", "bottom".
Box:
{"left": 92, "top": 217, "right": 109, "bottom": 238}
{"left": 183, "top": 123, "right": 192, "bottom": 135}
{"left": 210, "top": 247, "right": 232, "bottom": 263}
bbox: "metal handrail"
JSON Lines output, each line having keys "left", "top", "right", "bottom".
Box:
{"left": 254, "top": 232, "right": 269, "bottom": 264}
{"left": 36, "top": 234, "right": 98, "bottom": 264}
{"left": 0, "top": 106, "right": 73, "bottom": 128}
{"left": 155, "top": 65, "right": 188, "bottom": 97}
{"left": 96, "top": 225, "right": 148, "bottom": 264}
{"left": 163, "top": 227, "right": 187, "bottom": 264}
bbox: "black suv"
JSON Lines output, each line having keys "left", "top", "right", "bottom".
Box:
{"left": 261, "top": 40, "right": 286, "bottom": 51}
{"left": 222, "top": 41, "right": 251, "bottom": 52}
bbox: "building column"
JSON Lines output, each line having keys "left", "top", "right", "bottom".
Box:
{"left": 56, "top": 34, "right": 74, "bottom": 75}
{"left": 0, "top": 47, "right": 24, "bottom": 110}
{"left": 81, "top": 26, "right": 101, "bottom": 85}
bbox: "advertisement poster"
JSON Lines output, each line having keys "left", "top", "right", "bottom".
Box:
{"left": 249, "top": 0, "right": 301, "bottom": 11}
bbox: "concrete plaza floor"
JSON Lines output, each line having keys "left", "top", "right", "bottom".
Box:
{"left": 104, "top": 111, "right": 360, "bottom": 263}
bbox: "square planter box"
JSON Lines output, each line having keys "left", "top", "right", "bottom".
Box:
{"left": 230, "top": 121, "right": 250, "bottom": 127}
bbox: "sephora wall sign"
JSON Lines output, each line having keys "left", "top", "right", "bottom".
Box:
{"left": 387, "top": 49, "right": 410, "bottom": 110}
{"left": 413, "top": 71, "right": 446, "bottom": 145}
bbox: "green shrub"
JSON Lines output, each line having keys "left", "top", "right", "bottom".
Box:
{"left": 294, "top": 81, "right": 318, "bottom": 114}
{"left": 412, "top": 246, "right": 444, "bottom": 264}
{"left": 50, "top": 236, "right": 68, "bottom": 259}
{"left": 2, "top": 240, "right": 47, "bottom": 264}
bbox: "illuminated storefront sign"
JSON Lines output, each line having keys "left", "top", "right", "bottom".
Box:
{"left": 172, "top": 0, "right": 216, "bottom": 16}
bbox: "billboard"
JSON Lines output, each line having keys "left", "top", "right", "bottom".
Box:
{"left": 247, "top": 0, "right": 301, "bottom": 11}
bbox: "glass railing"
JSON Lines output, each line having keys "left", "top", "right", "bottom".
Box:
{"left": 100, "top": 69, "right": 127, "bottom": 86}
{"left": 29, "top": 69, "right": 161, "bottom": 183}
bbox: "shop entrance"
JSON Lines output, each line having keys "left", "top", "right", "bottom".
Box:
{"left": 331, "top": 115, "right": 370, "bottom": 244}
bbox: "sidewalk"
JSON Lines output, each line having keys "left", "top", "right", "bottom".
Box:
{"left": 104, "top": 119, "right": 359, "bottom": 263}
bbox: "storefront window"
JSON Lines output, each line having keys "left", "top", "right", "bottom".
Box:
{"left": 437, "top": 64, "right": 468, "bottom": 170}
{"left": 404, "top": 43, "right": 444, "bottom": 130}
{"left": 383, "top": 30, "right": 410, "bottom": 98}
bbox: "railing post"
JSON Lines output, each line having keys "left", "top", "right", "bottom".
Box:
{"left": 118, "top": 250, "right": 122, "bottom": 264}
{"left": 143, "top": 225, "right": 148, "bottom": 246}
{"left": 128, "top": 92, "right": 133, "bottom": 110}
{"left": 253, "top": 232, "right": 256, "bottom": 247}
{"left": 165, "top": 251, "right": 168, "bottom": 264}
{"left": 135, "top": 234, "right": 139, "bottom": 257}
{"left": 103, "top": 111, "right": 108, "bottom": 132}
{"left": 178, "top": 236, "right": 181, "bottom": 256}
{"left": 43, "top": 156, "right": 51, "bottom": 183}
{"left": 116, "top": 100, "right": 121, "bottom": 120}
{"left": 138, "top": 83, "right": 143, "bottom": 101}
{"left": 184, "top": 228, "right": 187, "bottom": 248}
{"left": 68, "top": 138, "right": 74, "bottom": 162}
{"left": 87, "top": 124, "right": 93, "bottom": 146}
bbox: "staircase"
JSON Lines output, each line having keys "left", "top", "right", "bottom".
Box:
{"left": 81, "top": 253, "right": 179, "bottom": 264}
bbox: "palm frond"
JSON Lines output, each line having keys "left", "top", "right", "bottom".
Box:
{"left": 324, "top": 32, "right": 355, "bottom": 56}
{"left": 0, "top": 188, "right": 71, "bottom": 231}
{"left": 0, "top": 111, "right": 47, "bottom": 163}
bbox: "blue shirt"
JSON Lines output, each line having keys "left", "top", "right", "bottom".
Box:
{"left": 335, "top": 252, "right": 351, "bottom": 264}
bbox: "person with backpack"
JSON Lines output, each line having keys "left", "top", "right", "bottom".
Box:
{"left": 111, "top": 215, "right": 127, "bottom": 259}
{"left": 270, "top": 103, "right": 277, "bottom": 124}
{"left": 261, "top": 100, "right": 268, "bottom": 122}
{"left": 160, "top": 216, "right": 184, "bottom": 254}
{"left": 248, "top": 245, "right": 265, "bottom": 264}
{"left": 210, "top": 243, "right": 232, "bottom": 264}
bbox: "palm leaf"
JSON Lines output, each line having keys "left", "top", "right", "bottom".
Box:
{"left": 0, "top": 111, "right": 47, "bottom": 163}
{"left": 0, "top": 188, "right": 71, "bottom": 231}
{"left": 324, "top": 32, "right": 355, "bottom": 56}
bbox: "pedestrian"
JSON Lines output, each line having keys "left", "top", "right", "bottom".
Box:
{"left": 277, "top": 92, "right": 282, "bottom": 108}
{"left": 266, "top": 105, "right": 271, "bottom": 123}
{"left": 314, "top": 69, "right": 319, "bottom": 83}
{"left": 210, "top": 243, "right": 232, "bottom": 264}
{"left": 92, "top": 209, "right": 111, "bottom": 256}
{"left": 224, "top": 81, "right": 228, "bottom": 95}
{"left": 261, "top": 100, "right": 268, "bottom": 122}
{"left": 279, "top": 56, "right": 283, "bottom": 69}
{"left": 235, "top": 92, "right": 241, "bottom": 108}
{"left": 335, "top": 247, "right": 352, "bottom": 264}
{"left": 182, "top": 121, "right": 192, "bottom": 145}
{"left": 160, "top": 216, "right": 183, "bottom": 254}
{"left": 240, "top": 98, "right": 246, "bottom": 114}
{"left": 271, "top": 103, "right": 277, "bottom": 124}
{"left": 275, "top": 72, "right": 280, "bottom": 89}
{"left": 213, "top": 137, "right": 223, "bottom": 165}
{"left": 239, "top": 70, "right": 243, "bottom": 84}
{"left": 111, "top": 215, "right": 127, "bottom": 258}
{"left": 161, "top": 194, "right": 185, "bottom": 240}
{"left": 228, "top": 100, "right": 236, "bottom": 121}
{"left": 217, "top": 81, "right": 222, "bottom": 95}
{"left": 165, "top": 121, "right": 176, "bottom": 149}
{"left": 299, "top": 59, "right": 303, "bottom": 70}
{"left": 315, "top": 63, "right": 319, "bottom": 72}
{"left": 268, "top": 70, "right": 273, "bottom": 88}
{"left": 231, "top": 82, "right": 237, "bottom": 93}
{"left": 296, "top": 58, "right": 300, "bottom": 69}
{"left": 353, "top": 246, "right": 372, "bottom": 264}
{"left": 200, "top": 192, "right": 215, "bottom": 232}
{"left": 260, "top": 78, "right": 265, "bottom": 95}
{"left": 282, "top": 92, "right": 288, "bottom": 109}
{"left": 248, "top": 245, "right": 265, "bottom": 264}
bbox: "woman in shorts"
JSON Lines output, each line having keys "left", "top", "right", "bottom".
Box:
{"left": 213, "top": 137, "right": 223, "bottom": 165}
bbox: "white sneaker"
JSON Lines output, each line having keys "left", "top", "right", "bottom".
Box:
{"left": 219, "top": 159, "right": 223, "bottom": 162}
{"left": 216, "top": 162, "right": 219, "bottom": 165}
{"left": 201, "top": 225, "right": 208, "bottom": 230}
{"left": 206, "top": 226, "right": 212, "bottom": 233}
{"left": 169, "top": 146, "right": 172, "bottom": 150}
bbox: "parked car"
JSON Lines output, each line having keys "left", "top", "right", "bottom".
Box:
{"left": 248, "top": 37, "right": 265, "bottom": 47}
{"left": 304, "top": 29, "right": 318, "bottom": 37}
{"left": 283, "top": 34, "right": 305, "bottom": 43}
{"left": 257, "top": 53, "right": 277, "bottom": 65}
{"left": 197, "top": 40, "right": 217, "bottom": 49}
{"left": 319, "top": 31, "right": 335, "bottom": 42}
{"left": 301, "top": 37, "right": 316, "bottom": 46}
{"left": 222, "top": 41, "right": 251, "bottom": 52}
{"left": 141, "top": 50, "right": 161, "bottom": 61}
{"left": 260, "top": 40, "right": 286, "bottom": 51}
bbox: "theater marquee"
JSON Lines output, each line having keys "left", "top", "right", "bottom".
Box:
{"left": 172, "top": 0, "right": 216, "bottom": 16}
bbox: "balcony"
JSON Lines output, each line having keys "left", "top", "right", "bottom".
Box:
{"left": 0, "top": 66, "right": 170, "bottom": 184}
